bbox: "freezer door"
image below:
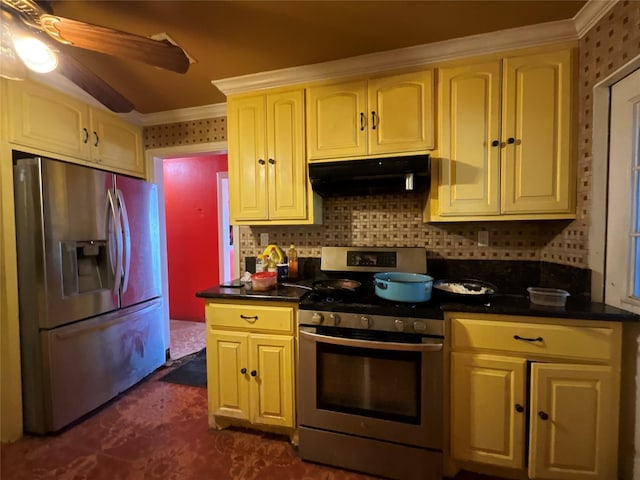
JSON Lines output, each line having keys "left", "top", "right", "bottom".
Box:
{"left": 13, "top": 157, "right": 119, "bottom": 330}
{"left": 115, "top": 175, "right": 162, "bottom": 307}
{"left": 24, "top": 298, "right": 165, "bottom": 433}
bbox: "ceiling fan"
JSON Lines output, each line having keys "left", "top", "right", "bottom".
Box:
{"left": 0, "top": 0, "right": 191, "bottom": 113}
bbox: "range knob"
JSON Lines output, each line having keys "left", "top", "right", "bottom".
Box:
{"left": 360, "top": 316, "right": 371, "bottom": 329}
{"left": 311, "top": 312, "right": 324, "bottom": 325}
{"left": 394, "top": 319, "right": 405, "bottom": 332}
{"left": 413, "top": 321, "right": 427, "bottom": 333}
{"left": 329, "top": 313, "right": 341, "bottom": 326}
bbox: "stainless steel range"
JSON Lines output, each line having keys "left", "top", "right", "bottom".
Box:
{"left": 297, "top": 247, "right": 444, "bottom": 480}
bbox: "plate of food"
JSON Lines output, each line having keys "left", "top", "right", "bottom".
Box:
{"left": 433, "top": 278, "right": 497, "bottom": 303}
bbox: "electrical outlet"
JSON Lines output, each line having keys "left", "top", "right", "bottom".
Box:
{"left": 478, "top": 230, "right": 489, "bottom": 247}
{"left": 259, "top": 233, "right": 269, "bottom": 247}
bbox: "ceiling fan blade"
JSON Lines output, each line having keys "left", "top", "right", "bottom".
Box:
{"left": 39, "top": 14, "right": 190, "bottom": 74}
{"left": 56, "top": 50, "right": 134, "bottom": 113}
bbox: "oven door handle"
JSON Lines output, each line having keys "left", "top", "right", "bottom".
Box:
{"left": 299, "top": 330, "right": 443, "bottom": 352}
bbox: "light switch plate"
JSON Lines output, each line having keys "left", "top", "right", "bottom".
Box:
{"left": 260, "top": 233, "right": 269, "bottom": 247}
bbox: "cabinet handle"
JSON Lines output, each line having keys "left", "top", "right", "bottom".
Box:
{"left": 515, "top": 404, "right": 524, "bottom": 413}
{"left": 360, "top": 112, "right": 366, "bottom": 131}
{"left": 250, "top": 370, "right": 257, "bottom": 377}
{"left": 240, "top": 314, "right": 258, "bottom": 322}
{"left": 268, "top": 158, "right": 275, "bottom": 165}
{"left": 258, "top": 159, "right": 265, "bottom": 165}
{"left": 371, "top": 111, "right": 377, "bottom": 130}
{"left": 491, "top": 140, "right": 500, "bottom": 147}
{"left": 240, "top": 368, "right": 247, "bottom": 374}
{"left": 513, "top": 335, "right": 543, "bottom": 342}
{"left": 82, "top": 128, "right": 89, "bottom": 143}
{"left": 93, "top": 131, "right": 99, "bottom": 147}
{"left": 538, "top": 411, "right": 549, "bottom": 421}
{"left": 507, "top": 137, "right": 516, "bottom": 144}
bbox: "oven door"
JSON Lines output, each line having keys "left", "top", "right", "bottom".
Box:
{"left": 298, "top": 326, "right": 443, "bottom": 450}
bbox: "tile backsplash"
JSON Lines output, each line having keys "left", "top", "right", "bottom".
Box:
{"left": 237, "top": 193, "right": 570, "bottom": 273}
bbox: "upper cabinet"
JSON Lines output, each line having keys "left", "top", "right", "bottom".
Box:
{"left": 227, "top": 88, "right": 321, "bottom": 225}
{"left": 306, "top": 70, "right": 434, "bottom": 161}
{"left": 428, "top": 49, "right": 575, "bottom": 221}
{"left": 6, "top": 80, "right": 145, "bottom": 178}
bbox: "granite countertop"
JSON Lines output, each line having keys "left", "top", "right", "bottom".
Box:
{"left": 196, "top": 283, "right": 308, "bottom": 302}
{"left": 440, "top": 294, "right": 639, "bottom": 322}
{"left": 196, "top": 284, "right": 639, "bottom": 322}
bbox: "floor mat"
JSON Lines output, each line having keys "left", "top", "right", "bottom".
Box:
{"left": 160, "top": 348, "right": 207, "bottom": 387}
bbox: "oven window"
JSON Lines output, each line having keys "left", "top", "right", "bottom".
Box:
{"left": 316, "top": 342, "right": 421, "bottom": 424}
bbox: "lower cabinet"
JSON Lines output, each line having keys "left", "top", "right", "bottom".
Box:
{"left": 205, "top": 300, "right": 296, "bottom": 441}
{"left": 446, "top": 314, "right": 621, "bottom": 480}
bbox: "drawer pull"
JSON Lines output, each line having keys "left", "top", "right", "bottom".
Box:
{"left": 513, "top": 334, "right": 543, "bottom": 342}
{"left": 515, "top": 404, "right": 524, "bottom": 413}
{"left": 240, "top": 314, "right": 258, "bottom": 322}
{"left": 538, "top": 411, "right": 549, "bottom": 421}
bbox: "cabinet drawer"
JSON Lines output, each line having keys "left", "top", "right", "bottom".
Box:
{"left": 206, "top": 303, "right": 293, "bottom": 333}
{"left": 451, "top": 318, "right": 615, "bottom": 362}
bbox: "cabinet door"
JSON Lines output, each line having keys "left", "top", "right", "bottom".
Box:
{"left": 306, "top": 79, "right": 367, "bottom": 160}
{"left": 450, "top": 352, "right": 527, "bottom": 469}
{"left": 7, "top": 80, "right": 91, "bottom": 159}
{"left": 228, "top": 95, "right": 269, "bottom": 221}
{"left": 529, "top": 363, "right": 616, "bottom": 480}
{"left": 249, "top": 334, "right": 294, "bottom": 428}
{"left": 501, "top": 50, "right": 573, "bottom": 214}
{"left": 438, "top": 61, "right": 501, "bottom": 215}
{"left": 207, "top": 330, "right": 251, "bottom": 421}
{"left": 368, "top": 70, "right": 434, "bottom": 154}
{"left": 91, "top": 109, "right": 144, "bottom": 177}
{"left": 266, "top": 90, "right": 308, "bottom": 220}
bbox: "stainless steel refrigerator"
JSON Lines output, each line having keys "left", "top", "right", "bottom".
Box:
{"left": 13, "top": 155, "right": 166, "bottom": 434}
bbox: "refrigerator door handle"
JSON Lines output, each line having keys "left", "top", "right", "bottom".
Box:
{"left": 106, "top": 189, "right": 123, "bottom": 294}
{"left": 116, "top": 188, "right": 131, "bottom": 294}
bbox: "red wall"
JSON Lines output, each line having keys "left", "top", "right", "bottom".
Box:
{"left": 163, "top": 154, "right": 228, "bottom": 321}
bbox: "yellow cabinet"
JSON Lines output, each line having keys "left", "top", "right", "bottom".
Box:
{"left": 430, "top": 49, "right": 575, "bottom": 221}
{"left": 7, "top": 79, "right": 144, "bottom": 177}
{"left": 446, "top": 314, "right": 621, "bottom": 480}
{"left": 227, "top": 89, "right": 321, "bottom": 225}
{"left": 306, "top": 70, "right": 434, "bottom": 160}
{"left": 204, "top": 300, "right": 296, "bottom": 441}
{"left": 451, "top": 353, "right": 527, "bottom": 469}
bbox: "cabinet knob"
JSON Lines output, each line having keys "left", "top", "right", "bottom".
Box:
{"left": 515, "top": 404, "right": 524, "bottom": 413}
{"left": 250, "top": 370, "right": 257, "bottom": 377}
{"left": 360, "top": 112, "right": 366, "bottom": 131}
{"left": 491, "top": 140, "right": 500, "bottom": 147}
{"left": 240, "top": 368, "right": 247, "bottom": 374}
{"left": 268, "top": 158, "right": 275, "bottom": 164}
{"left": 507, "top": 137, "right": 516, "bottom": 144}
{"left": 258, "top": 159, "right": 265, "bottom": 165}
{"left": 538, "top": 411, "right": 549, "bottom": 421}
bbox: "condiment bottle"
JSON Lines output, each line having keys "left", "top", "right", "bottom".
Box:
{"left": 267, "top": 251, "right": 278, "bottom": 272}
{"left": 255, "top": 254, "right": 266, "bottom": 273}
{"left": 287, "top": 244, "right": 298, "bottom": 280}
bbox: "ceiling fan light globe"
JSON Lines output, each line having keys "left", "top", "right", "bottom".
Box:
{"left": 13, "top": 37, "right": 58, "bottom": 73}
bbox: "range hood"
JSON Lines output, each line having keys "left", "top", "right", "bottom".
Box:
{"left": 308, "top": 154, "right": 430, "bottom": 196}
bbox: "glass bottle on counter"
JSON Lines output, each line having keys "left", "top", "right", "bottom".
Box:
{"left": 287, "top": 244, "right": 298, "bottom": 280}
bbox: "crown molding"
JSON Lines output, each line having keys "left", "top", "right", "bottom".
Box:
{"left": 137, "top": 103, "right": 227, "bottom": 126}
{"left": 574, "top": 0, "right": 618, "bottom": 38}
{"left": 212, "top": 19, "right": 578, "bottom": 96}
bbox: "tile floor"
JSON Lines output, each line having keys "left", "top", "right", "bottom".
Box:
{"left": 1, "top": 320, "right": 506, "bottom": 480}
